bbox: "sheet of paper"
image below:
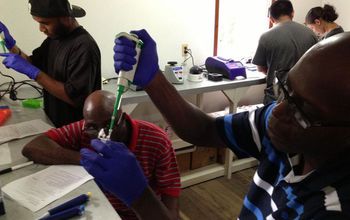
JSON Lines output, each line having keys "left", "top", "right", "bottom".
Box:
{"left": 2, "top": 165, "right": 94, "bottom": 212}
{"left": 0, "top": 143, "right": 12, "bottom": 165}
{"left": 0, "top": 119, "right": 53, "bottom": 144}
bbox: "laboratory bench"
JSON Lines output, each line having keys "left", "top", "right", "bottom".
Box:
{"left": 0, "top": 95, "right": 120, "bottom": 220}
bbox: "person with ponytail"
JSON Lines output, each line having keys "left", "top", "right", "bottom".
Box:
{"left": 305, "top": 4, "right": 344, "bottom": 40}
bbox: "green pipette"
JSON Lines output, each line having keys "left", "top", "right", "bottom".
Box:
{"left": 98, "top": 32, "right": 143, "bottom": 141}
{"left": 0, "top": 32, "right": 7, "bottom": 53}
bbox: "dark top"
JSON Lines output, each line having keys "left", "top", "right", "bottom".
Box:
{"left": 216, "top": 103, "right": 350, "bottom": 219}
{"left": 322, "top": 26, "right": 344, "bottom": 40}
{"left": 31, "top": 26, "right": 101, "bottom": 127}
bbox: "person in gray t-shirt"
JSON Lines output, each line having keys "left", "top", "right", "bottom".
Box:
{"left": 253, "top": 0, "right": 317, "bottom": 105}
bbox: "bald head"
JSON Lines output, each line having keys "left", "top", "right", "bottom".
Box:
{"left": 84, "top": 90, "right": 115, "bottom": 118}
{"left": 288, "top": 32, "right": 350, "bottom": 120}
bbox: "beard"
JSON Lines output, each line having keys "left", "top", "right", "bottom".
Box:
{"left": 49, "top": 20, "right": 72, "bottom": 39}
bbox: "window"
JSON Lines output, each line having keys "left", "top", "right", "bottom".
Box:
{"left": 217, "top": 0, "right": 270, "bottom": 59}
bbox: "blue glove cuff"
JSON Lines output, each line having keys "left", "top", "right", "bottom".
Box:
{"left": 5, "top": 38, "right": 16, "bottom": 50}
{"left": 28, "top": 66, "right": 41, "bottom": 80}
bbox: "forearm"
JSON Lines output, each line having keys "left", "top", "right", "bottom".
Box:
{"left": 22, "top": 135, "right": 80, "bottom": 165}
{"left": 35, "top": 73, "right": 76, "bottom": 106}
{"left": 131, "top": 186, "right": 173, "bottom": 220}
{"left": 257, "top": 65, "right": 268, "bottom": 74}
{"left": 145, "top": 72, "right": 225, "bottom": 147}
{"left": 161, "top": 195, "right": 179, "bottom": 220}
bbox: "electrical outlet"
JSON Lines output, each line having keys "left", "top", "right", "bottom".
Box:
{"left": 181, "top": 44, "right": 188, "bottom": 57}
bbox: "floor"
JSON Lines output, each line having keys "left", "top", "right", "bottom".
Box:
{"left": 179, "top": 167, "right": 256, "bottom": 220}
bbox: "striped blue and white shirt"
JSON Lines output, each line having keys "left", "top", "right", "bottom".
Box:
{"left": 216, "top": 103, "right": 350, "bottom": 220}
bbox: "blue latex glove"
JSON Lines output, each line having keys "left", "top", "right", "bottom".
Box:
{"left": 80, "top": 139, "right": 148, "bottom": 207}
{"left": 0, "top": 53, "right": 40, "bottom": 80}
{"left": 0, "top": 22, "right": 16, "bottom": 50}
{"left": 114, "top": 29, "right": 159, "bottom": 87}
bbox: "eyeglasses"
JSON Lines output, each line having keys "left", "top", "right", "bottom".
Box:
{"left": 83, "top": 113, "right": 125, "bottom": 137}
{"left": 275, "top": 70, "right": 350, "bottom": 129}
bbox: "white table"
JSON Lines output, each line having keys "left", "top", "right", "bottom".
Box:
{"left": 0, "top": 95, "right": 120, "bottom": 220}
{"left": 103, "top": 71, "right": 265, "bottom": 187}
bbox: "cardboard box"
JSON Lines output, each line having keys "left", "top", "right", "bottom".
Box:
{"left": 217, "top": 148, "right": 238, "bottom": 164}
{"left": 176, "top": 153, "right": 191, "bottom": 173}
{"left": 191, "top": 146, "right": 217, "bottom": 169}
{"left": 217, "top": 148, "right": 226, "bottom": 164}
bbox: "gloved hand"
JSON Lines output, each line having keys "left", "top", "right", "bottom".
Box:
{"left": 0, "top": 22, "right": 16, "bottom": 50}
{"left": 80, "top": 139, "right": 148, "bottom": 207}
{"left": 114, "top": 29, "right": 159, "bottom": 87}
{"left": 0, "top": 53, "right": 40, "bottom": 80}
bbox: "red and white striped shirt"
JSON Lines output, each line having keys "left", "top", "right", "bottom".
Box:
{"left": 46, "top": 114, "right": 181, "bottom": 220}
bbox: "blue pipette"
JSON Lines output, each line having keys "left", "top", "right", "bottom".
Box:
{"left": 38, "top": 192, "right": 91, "bottom": 219}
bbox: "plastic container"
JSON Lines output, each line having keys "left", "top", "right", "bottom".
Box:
{"left": 22, "top": 99, "right": 42, "bottom": 109}
{"left": 0, "top": 106, "right": 11, "bottom": 126}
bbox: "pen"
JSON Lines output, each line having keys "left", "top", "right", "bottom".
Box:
{"left": 39, "top": 192, "right": 91, "bottom": 219}
{"left": 0, "top": 161, "right": 34, "bottom": 175}
{"left": 39, "top": 205, "right": 85, "bottom": 220}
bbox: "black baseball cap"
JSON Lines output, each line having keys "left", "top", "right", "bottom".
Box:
{"left": 28, "top": 0, "right": 86, "bottom": 18}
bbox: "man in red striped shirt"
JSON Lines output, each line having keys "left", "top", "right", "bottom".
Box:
{"left": 22, "top": 90, "right": 181, "bottom": 220}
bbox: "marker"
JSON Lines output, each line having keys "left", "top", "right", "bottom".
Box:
{"left": 0, "top": 161, "right": 34, "bottom": 175}
{"left": 39, "top": 205, "right": 85, "bottom": 220}
{"left": 39, "top": 192, "right": 91, "bottom": 219}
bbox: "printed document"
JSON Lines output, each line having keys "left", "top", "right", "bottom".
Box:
{"left": 0, "top": 119, "right": 53, "bottom": 144}
{"left": 2, "top": 165, "right": 94, "bottom": 212}
{"left": 0, "top": 143, "right": 11, "bottom": 165}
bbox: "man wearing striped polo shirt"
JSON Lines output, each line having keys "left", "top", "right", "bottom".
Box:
{"left": 22, "top": 90, "right": 181, "bottom": 220}
{"left": 82, "top": 31, "right": 350, "bottom": 219}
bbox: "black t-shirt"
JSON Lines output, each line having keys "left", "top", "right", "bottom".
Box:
{"left": 31, "top": 26, "right": 101, "bottom": 127}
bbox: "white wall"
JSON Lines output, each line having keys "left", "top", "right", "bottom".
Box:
{"left": 292, "top": 0, "right": 322, "bottom": 23}
{"left": 0, "top": 0, "right": 214, "bottom": 81}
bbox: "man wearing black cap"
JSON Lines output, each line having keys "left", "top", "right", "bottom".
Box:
{"left": 0, "top": 0, "right": 101, "bottom": 127}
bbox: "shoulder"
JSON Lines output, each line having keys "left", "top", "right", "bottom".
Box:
{"left": 137, "top": 120, "right": 170, "bottom": 139}
{"left": 69, "top": 27, "right": 100, "bottom": 52}
{"left": 135, "top": 119, "right": 172, "bottom": 150}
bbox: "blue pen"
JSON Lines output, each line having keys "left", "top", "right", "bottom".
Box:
{"left": 39, "top": 205, "right": 85, "bottom": 220}
{"left": 39, "top": 192, "right": 91, "bottom": 219}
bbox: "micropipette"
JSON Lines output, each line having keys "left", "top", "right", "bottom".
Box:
{"left": 98, "top": 32, "right": 143, "bottom": 141}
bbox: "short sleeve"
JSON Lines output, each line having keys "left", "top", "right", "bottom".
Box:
{"left": 215, "top": 104, "right": 275, "bottom": 159}
{"left": 252, "top": 35, "right": 268, "bottom": 67}
{"left": 45, "top": 120, "right": 85, "bottom": 150}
